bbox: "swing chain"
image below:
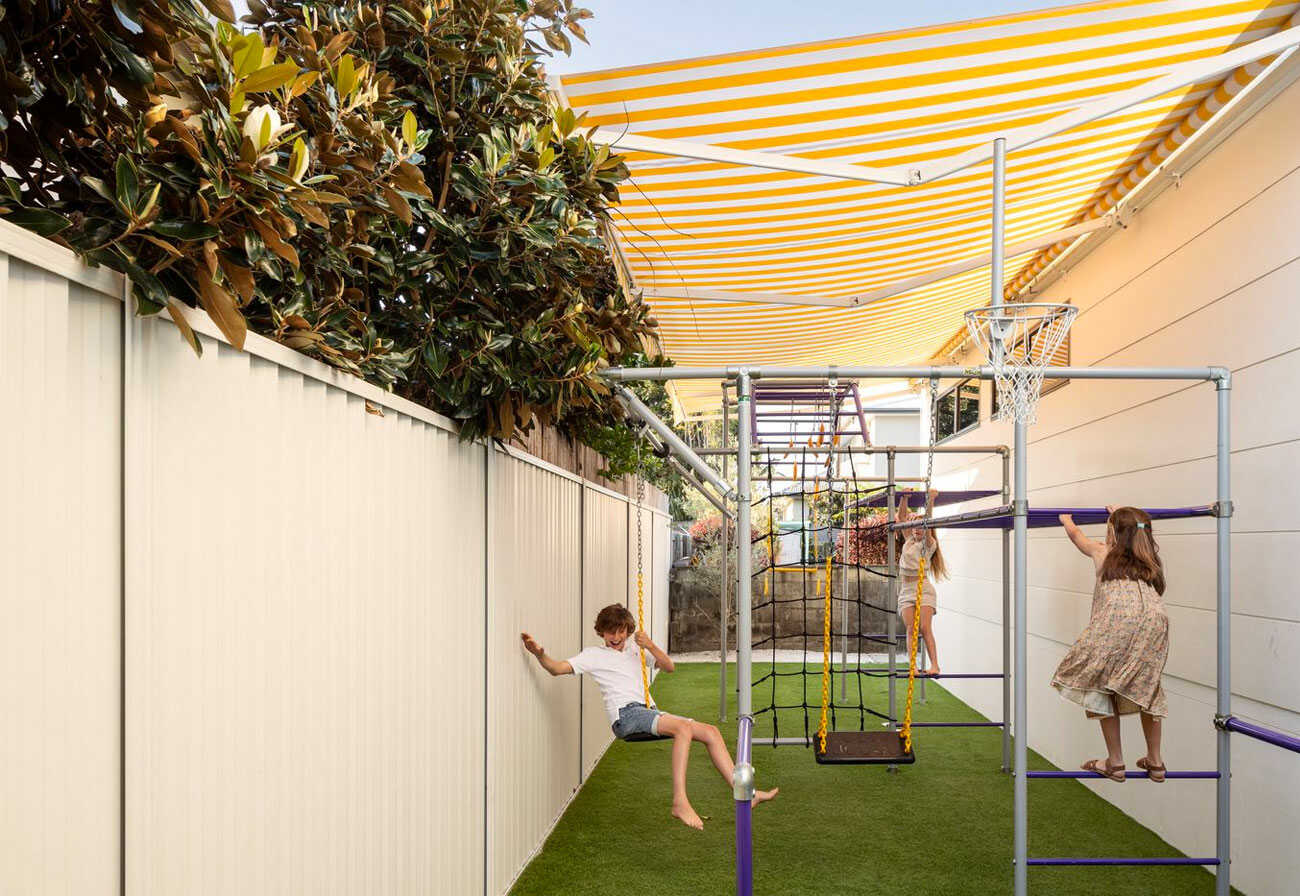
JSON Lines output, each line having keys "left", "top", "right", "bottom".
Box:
{"left": 636, "top": 439, "right": 651, "bottom": 706}
{"left": 902, "top": 377, "right": 941, "bottom": 754}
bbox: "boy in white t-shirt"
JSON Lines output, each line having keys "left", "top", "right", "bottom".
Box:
{"left": 521, "top": 603, "right": 778, "bottom": 830}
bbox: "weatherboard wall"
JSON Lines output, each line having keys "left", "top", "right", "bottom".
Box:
{"left": 933, "top": 76, "right": 1300, "bottom": 896}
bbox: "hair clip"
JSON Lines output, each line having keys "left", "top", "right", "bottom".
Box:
{"left": 1135, "top": 522, "right": 1147, "bottom": 529}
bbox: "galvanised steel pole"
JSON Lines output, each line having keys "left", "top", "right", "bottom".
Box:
{"left": 1214, "top": 370, "right": 1232, "bottom": 896}
{"left": 603, "top": 365, "right": 1222, "bottom": 382}
{"left": 734, "top": 372, "right": 755, "bottom": 896}
{"left": 721, "top": 388, "right": 731, "bottom": 722}
{"left": 1002, "top": 448, "right": 1012, "bottom": 773}
{"left": 886, "top": 451, "right": 898, "bottom": 751}
{"left": 1012, "top": 417, "right": 1029, "bottom": 896}
{"left": 989, "top": 135, "right": 1031, "bottom": 896}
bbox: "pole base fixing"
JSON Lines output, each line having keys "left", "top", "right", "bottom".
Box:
{"left": 732, "top": 763, "right": 755, "bottom": 801}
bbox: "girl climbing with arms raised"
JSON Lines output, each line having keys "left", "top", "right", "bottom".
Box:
{"left": 1053, "top": 506, "right": 1170, "bottom": 782}
{"left": 896, "top": 488, "right": 948, "bottom": 677}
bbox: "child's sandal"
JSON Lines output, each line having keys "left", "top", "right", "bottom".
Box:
{"left": 1136, "top": 757, "right": 1167, "bottom": 782}
{"left": 1082, "top": 759, "right": 1126, "bottom": 782}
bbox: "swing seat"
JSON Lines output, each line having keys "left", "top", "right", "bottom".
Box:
{"left": 621, "top": 732, "right": 673, "bottom": 743}
{"left": 815, "top": 731, "right": 916, "bottom": 765}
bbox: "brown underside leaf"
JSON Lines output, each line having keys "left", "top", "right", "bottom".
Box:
{"left": 165, "top": 300, "right": 203, "bottom": 356}
{"left": 381, "top": 185, "right": 412, "bottom": 225}
{"left": 217, "top": 256, "right": 256, "bottom": 304}
{"left": 195, "top": 268, "right": 247, "bottom": 350}
{"left": 249, "top": 215, "right": 301, "bottom": 268}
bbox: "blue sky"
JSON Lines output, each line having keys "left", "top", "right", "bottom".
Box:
{"left": 543, "top": 0, "right": 1060, "bottom": 74}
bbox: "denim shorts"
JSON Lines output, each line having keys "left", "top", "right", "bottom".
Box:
{"left": 611, "top": 702, "right": 662, "bottom": 740}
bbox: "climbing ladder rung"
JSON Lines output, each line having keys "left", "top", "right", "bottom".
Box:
{"left": 888, "top": 672, "right": 1004, "bottom": 678}
{"left": 909, "top": 721, "right": 1004, "bottom": 728}
{"left": 1026, "top": 857, "right": 1219, "bottom": 866}
{"left": 1027, "top": 770, "right": 1219, "bottom": 779}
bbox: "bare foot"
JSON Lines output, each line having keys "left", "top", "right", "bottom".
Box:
{"left": 928, "top": 668, "right": 941, "bottom": 677}
{"left": 752, "top": 787, "right": 780, "bottom": 807}
{"left": 672, "top": 800, "right": 704, "bottom": 830}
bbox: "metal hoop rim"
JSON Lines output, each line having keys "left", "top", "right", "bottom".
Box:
{"left": 964, "top": 302, "right": 1078, "bottom": 321}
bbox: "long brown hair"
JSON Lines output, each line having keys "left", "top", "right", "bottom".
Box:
{"left": 912, "top": 530, "right": 949, "bottom": 580}
{"left": 1100, "top": 506, "right": 1165, "bottom": 595}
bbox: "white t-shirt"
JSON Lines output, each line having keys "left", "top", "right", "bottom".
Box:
{"left": 568, "top": 643, "right": 657, "bottom": 723}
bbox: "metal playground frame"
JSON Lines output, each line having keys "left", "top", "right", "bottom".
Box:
{"left": 691, "top": 441, "right": 1013, "bottom": 765}
{"left": 609, "top": 360, "right": 1248, "bottom": 896}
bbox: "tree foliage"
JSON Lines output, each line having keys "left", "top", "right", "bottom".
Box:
{"left": 0, "top": 0, "right": 663, "bottom": 455}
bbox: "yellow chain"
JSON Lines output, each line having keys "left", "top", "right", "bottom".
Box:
{"left": 901, "top": 551, "right": 927, "bottom": 754}
{"left": 638, "top": 570, "right": 651, "bottom": 705}
{"left": 816, "top": 553, "right": 833, "bottom": 754}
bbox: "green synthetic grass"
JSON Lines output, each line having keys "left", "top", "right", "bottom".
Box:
{"left": 511, "top": 663, "right": 1235, "bottom": 896}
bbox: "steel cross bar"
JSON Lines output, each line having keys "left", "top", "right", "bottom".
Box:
{"left": 603, "top": 366, "right": 1227, "bottom": 382}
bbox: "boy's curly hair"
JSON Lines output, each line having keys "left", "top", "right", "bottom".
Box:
{"left": 594, "top": 604, "right": 636, "bottom": 634}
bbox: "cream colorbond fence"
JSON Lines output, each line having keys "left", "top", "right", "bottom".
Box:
{"left": 0, "top": 218, "right": 668, "bottom": 896}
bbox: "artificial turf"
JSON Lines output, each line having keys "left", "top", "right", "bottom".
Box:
{"left": 510, "top": 662, "right": 1236, "bottom": 896}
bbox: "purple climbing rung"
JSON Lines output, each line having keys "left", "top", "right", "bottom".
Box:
{"left": 1027, "top": 857, "right": 1219, "bottom": 866}
{"left": 890, "top": 672, "right": 1004, "bottom": 679}
{"left": 1027, "top": 770, "right": 1219, "bottom": 779}
{"left": 909, "top": 721, "right": 1004, "bottom": 728}
{"left": 1221, "top": 715, "right": 1300, "bottom": 753}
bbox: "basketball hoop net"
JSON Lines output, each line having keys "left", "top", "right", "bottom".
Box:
{"left": 964, "top": 303, "right": 1077, "bottom": 425}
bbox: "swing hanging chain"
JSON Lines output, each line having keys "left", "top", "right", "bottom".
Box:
{"left": 636, "top": 439, "right": 651, "bottom": 706}
{"left": 817, "top": 553, "right": 833, "bottom": 754}
{"left": 902, "top": 376, "right": 940, "bottom": 754}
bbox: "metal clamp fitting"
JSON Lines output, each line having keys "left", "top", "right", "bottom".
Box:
{"left": 1213, "top": 713, "right": 1232, "bottom": 731}
{"left": 732, "top": 763, "right": 756, "bottom": 801}
{"left": 1212, "top": 501, "right": 1235, "bottom": 519}
{"left": 1012, "top": 499, "right": 1030, "bottom": 515}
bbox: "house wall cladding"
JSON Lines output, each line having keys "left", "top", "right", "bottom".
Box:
{"left": 0, "top": 218, "right": 669, "bottom": 896}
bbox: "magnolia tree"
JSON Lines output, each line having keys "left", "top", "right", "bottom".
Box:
{"left": 0, "top": 0, "right": 668, "bottom": 458}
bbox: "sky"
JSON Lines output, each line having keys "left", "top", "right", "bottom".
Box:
{"left": 542, "top": 0, "right": 1061, "bottom": 75}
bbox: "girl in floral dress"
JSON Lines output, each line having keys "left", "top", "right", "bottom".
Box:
{"left": 1053, "top": 506, "right": 1170, "bottom": 782}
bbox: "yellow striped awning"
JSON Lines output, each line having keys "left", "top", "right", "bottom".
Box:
{"left": 558, "top": 0, "right": 1299, "bottom": 413}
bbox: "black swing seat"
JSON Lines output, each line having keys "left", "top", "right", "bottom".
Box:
{"left": 815, "top": 731, "right": 916, "bottom": 765}
{"left": 621, "top": 732, "right": 673, "bottom": 743}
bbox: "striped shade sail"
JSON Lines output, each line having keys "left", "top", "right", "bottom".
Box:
{"left": 558, "top": 0, "right": 1299, "bottom": 413}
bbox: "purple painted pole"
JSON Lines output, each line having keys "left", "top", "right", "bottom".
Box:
{"left": 1221, "top": 715, "right": 1300, "bottom": 754}
{"left": 888, "top": 672, "right": 1005, "bottom": 679}
{"left": 1027, "top": 857, "right": 1219, "bottom": 866}
{"left": 1027, "top": 770, "right": 1219, "bottom": 779}
{"left": 736, "top": 715, "right": 754, "bottom": 896}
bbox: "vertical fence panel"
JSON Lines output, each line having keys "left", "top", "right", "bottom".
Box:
{"left": 487, "top": 455, "right": 582, "bottom": 894}
{"left": 0, "top": 254, "right": 123, "bottom": 896}
{"left": 581, "top": 487, "right": 630, "bottom": 778}
{"left": 124, "top": 316, "right": 487, "bottom": 895}
{"left": 651, "top": 511, "right": 671, "bottom": 652}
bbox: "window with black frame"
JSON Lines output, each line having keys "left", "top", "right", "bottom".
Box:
{"left": 935, "top": 378, "right": 980, "bottom": 442}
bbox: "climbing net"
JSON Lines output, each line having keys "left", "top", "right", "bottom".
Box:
{"left": 748, "top": 445, "right": 900, "bottom": 744}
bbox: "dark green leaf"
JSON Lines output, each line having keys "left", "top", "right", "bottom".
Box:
{"left": 3, "top": 207, "right": 72, "bottom": 236}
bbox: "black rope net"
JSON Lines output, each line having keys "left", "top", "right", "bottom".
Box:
{"left": 749, "top": 446, "right": 901, "bottom": 745}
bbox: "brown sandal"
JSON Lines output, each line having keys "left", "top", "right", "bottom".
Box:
{"left": 1082, "top": 759, "right": 1126, "bottom": 782}
{"left": 1137, "top": 757, "right": 1167, "bottom": 782}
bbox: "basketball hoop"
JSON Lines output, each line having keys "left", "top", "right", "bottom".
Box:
{"left": 965, "top": 303, "right": 1077, "bottom": 425}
